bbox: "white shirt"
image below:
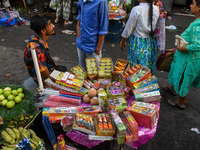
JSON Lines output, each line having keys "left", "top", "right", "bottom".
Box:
{"left": 122, "top": 3, "right": 159, "bottom": 38}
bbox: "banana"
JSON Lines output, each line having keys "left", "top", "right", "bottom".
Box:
{"left": 12, "top": 128, "right": 21, "bottom": 141}
{"left": 5, "top": 128, "right": 16, "bottom": 140}
{"left": 18, "top": 127, "right": 24, "bottom": 133}
{"left": 30, "top": 138, "right": 39, "bottom": 147}
{"left": 33, "top": 135, "right": 42, "bottom": 143}
{"left": 28, "top": 129, "right": 36, "bottom": 137}
{"left": 21, "top": 132, "right": 29, "bottom": 140}
{"left": 22, "top": 128, "right": 30, "bottom": 139}
{"left": 1, "top": 130, "right": 12, "bottom": 143}
{"left": 30, "top": 142, "right": 37, "bottom": 150}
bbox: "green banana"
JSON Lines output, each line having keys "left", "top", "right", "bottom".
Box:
{"left": 1, "top": 130, "right": 12, "bottom": 143}
{"left": 5, "top": 128, "right": 16, "bottom": 140}
{"left": 12, "top": 128, "right": 21, "bottom": 141}
{"left": 18, "top": 127, "right": 24, "bottom": 133}
{"left": 28, "top": 129, "right": 36, "bottom": 137}
{"left": 30, "top": 138, "right": 39, "bottom": 147}
{"left": 21, "top": 132, "right": 28, "bottom": 139}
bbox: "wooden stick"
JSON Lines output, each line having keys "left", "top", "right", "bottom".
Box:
{"left": 22, "top": 0, "right": 28, "bottom": 13}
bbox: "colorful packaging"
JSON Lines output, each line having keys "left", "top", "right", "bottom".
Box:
{"left": 133, "top": 75, "right": 158, "bottom": 89}
{"left": 86, "top": 58, "right": 98, "bottom": 80}
{"left": 107, "top": 85, "right": 124, "bottom": 98}
{"left": 135, "top": 91, "right": 161, "bottom": 103}
{"left": 133, "top": 83, "right": 160, "bottom": 95}
{"left": 98, "top": 58, "right": 112, "bottom": 78}
{"left": 73, "top": 114, "right": 96, "bottom": 135}
{"left": 107, "top": 96, "right": 127, "bottom": 110}
{"left": 79, "top": 106, "right": 102, "bottom": 116}
{"left": 95, "top": 113, "right": 115, "bottom": 136}
{"left": 42, "top": 107, "right": 80, "bottom": 117}
{"left": 70, "top": 65, "right": 87, "bottom": 79}
{"left": 99, "top": 78, "right": 111, "bottom": 89}
{"left": 131, "top": 101, "right": 159, "bottom": 118}
{"left": 127, "top": 106, "right": 156, "bottom": 129}
{"left": 110, "top": 109, "right": 126, "bottom": 136}
{"left": 98, "top": 91, "right": 107, "bottom": 112}
{"left": 123, "top": 111, "right": 138, "bottom": 141}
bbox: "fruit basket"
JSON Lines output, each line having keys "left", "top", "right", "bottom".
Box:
{"left": 0, "top": 84, "right": 40, "bottom": 145}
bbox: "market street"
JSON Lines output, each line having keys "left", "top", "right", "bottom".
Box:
{"left": 0, "top": 10, "right": 200, "bottom": 150}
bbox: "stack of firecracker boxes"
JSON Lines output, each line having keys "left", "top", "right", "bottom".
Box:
{"left": 42, "top": 57, "right": 161, "bottom": 144}
{"left": 105, "top": 2, "right": 126, "bottom": 42}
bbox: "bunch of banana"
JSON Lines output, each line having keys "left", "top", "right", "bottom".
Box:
{"left": 1, "top": 127, "right": 43, "bottom": 150}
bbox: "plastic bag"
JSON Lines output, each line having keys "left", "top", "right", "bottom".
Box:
{"left": 49, "top": 0, "right": 57, "bottom": 10}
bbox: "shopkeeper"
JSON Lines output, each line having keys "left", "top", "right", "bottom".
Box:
{"left": 24, "top": 15, "right": 66, "bottom": 84}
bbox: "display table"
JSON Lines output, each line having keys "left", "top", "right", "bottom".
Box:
{"left": 66, "top": 96, "right": 160, "bottom": 149}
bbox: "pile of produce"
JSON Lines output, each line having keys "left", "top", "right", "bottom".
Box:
{"left": 0, "top": 85, "right": 40, "bottom": 145}
{"left": 1, "top": 127, "right": 42, "bottom": 150}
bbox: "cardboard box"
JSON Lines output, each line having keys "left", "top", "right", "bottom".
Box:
{"left": 95, "top": 113, "right": 115, "bottom": 136}
{"left": 123, "top": 111, "right": 138, "bottom": 141}
{"left": 131, "top": 101, "right": 159, "bottom": 118}
{"left": 73, "top": 114, "right": 96, "bottom": 135}
{"left": 135, "top": 91, "right": 161, "bottom": 103}
{"left": 70, "top": 65, "right": 87, "bottom": 79}
{"left": 79, "top": 106, "right": 102, "bottom": 117}
{"left": 42, "top": 107, "right": 80, "bottom": 117}
{"left": 107, "top": 96, "right": 127, "bottom": 110}
{"left": 98, "top": 58, "right": 113, "bottom": 78}
{"left": 112, "top": 59, "right": 130, "bottom": 81}
{"left": 110, "top": 110, "right": 126, "bottom": 136}
{"left": 127, "top": 66, "right": 151, "bottom": 89}
{"left": 133, "top": 83, "right": 160, "bottom": 95}
{"left": 127, "top": 106, "right": 156, "bottom": 129}
{"left": 86, "top": 58, "right": 98, "bottom": 80}
{"left": 107, "top": 85, "right": 124, "bottom": 98}
{"left": 133, "top": 75, "right": 158, "bottom": 89}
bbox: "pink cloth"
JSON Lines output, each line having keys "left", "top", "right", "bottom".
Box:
{"left": 66, "top": 130, "right": 104, "bottom": 148}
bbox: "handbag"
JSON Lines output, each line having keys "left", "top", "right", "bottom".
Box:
{"left": 156, "top": 48, "right": 176, "bottom": 72}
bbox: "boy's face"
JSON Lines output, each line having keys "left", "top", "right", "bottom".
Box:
{"left": 44, "top": 20, "right": 55, "bottom": 35}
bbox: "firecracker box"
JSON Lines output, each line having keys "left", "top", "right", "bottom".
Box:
{"left": 110, "top": 109, "right": 126, "bottom": 136}
{"left": 42, "top": 107, "right": 80, "bottom": 117}
{"left": 131, "top": 101, "right": 159, "bottom": 118}
{"left": 107, "top": 96, "right": 127, "bottom": 110}
{"left": 107, "top": 85, "right": 124, "bottom": 98}
{"left": 111, "top": 59, "right": 130, "bottom": 81}
{"left": 95, "top": 113, "right": 115, "bottom": 136}
{"left": 135, "top": 91, "right": 161, "bottom": 103}
{"left": 73, "top": 113, "right": 96, "bottom": 135}
{"left": 133, "top": 75, "right": 158, "bottom": 89}
{"left": 116, "top": 134, "right": 126, "bottom": 144}
{"left": 88, "top": 135, "right": 114, "bottom": 140}
{"left": 79, "top": 106, "right": 102, "bottom": 117}
{"left": 98, "top": 58, "right": 113, "bottom": 78}
{"left": 98, "top": 78, "right": 112, "bottom": 89}
{"left": 133, "top": 83, "right": 160, "bottom": 95}
{"left": 127, "top": 66, "right": 151, "bottom": 89}
{"left": 86, "top": 58, "right": 98, "bottom": 80}
{"left": 70, "top": 65, "right": 87, "bottom": 79}
{"left": 115, "top": 106, "right": 127, "bottom": 114}
{"left": 127, "top": 106, "right": 156, "bottom": 129}
{"left": 123, "top": 111, "right": 138, "bottom": 141}
{"left": 119, "top": 64, "right": 143, "bottom": 85}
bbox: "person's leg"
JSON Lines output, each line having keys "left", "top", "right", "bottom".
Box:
{"left": 55, "top": 0, "right": 63, "bottom": 23}
{"left": 63, "top": 0, "right": 72, "bottom": 24}
{"left": 77, "top": 47, "right": 86, "bottom": 70}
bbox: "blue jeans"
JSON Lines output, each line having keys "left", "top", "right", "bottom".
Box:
{"left": 77, "top": 47, "right": 102, "bottom": 70}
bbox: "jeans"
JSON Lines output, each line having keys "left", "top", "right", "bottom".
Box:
{"left": 77, "top": 47, "right": 102, "bottom": 70}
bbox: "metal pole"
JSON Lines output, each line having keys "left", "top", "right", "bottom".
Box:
{"left": 31, "top": 49, "right": 44, "bottom": 89}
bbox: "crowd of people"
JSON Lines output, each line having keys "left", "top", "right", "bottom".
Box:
{"left": 19, "top": 0, "right": 200, "bottom": 110}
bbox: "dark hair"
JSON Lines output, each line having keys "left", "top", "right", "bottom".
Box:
{"left": 30, "top": 15, "right": 50, "bottom": 35}
{"left": 146, "top": 0, "right": 154, "bottom": 38}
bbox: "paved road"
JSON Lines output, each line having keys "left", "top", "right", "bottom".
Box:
{"left": 0, "top": 12, "right": 200, "bottom": 150}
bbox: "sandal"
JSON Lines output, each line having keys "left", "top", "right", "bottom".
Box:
{"left": 163, "top": 85, "right": 178, "bottom": 96}
{"left": 168, "top": 99, "right": 185, "bottom": 110}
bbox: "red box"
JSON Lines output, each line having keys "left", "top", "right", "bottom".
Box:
{"left": 127, "top": 106, "right": 156, "bottom": 129}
